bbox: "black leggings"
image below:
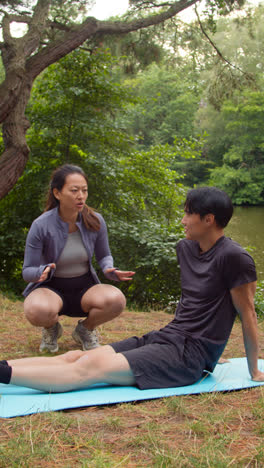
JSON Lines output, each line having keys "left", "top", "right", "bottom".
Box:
{"left": 0, "top": 361, "right": 12, "bottom": 384}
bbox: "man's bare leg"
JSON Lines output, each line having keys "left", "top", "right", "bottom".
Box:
{"left": 9, "top": 345, "right": 135, "bottom": 392}
{"left": 8, "top": 350, "right": 84, "bottom": 367}
{"left": 8, "top": 345, "right": 116, "bottom": 367}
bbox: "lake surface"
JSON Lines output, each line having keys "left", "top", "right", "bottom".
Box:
{"left": 225, "top": 206, "right": 264, "bottom": 281}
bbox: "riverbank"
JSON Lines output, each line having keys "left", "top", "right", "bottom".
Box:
{"left": 1, "top": 293, "right": 264, "bottom": 466}
{"left": 225, "top": 205, "right": 264, "bottom": 281}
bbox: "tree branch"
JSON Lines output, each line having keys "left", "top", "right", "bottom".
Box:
{"left": 99, "top": 0, "right": 198, "bottom": 32}
{"left": 21, "top": 0, "right": 52, "bottom": 58}
{"left": 2, "top": 14, "right": 13, "bottom": 44}
{"left": 194, "top": 4, "right": 246, "bottom": 75}
{"left": 130, "top": 1, "right": 176, "bottom": 7}
{"left": 3, "top": 13, "right": 31, "bottom": 24}
{"left": 0, "top": 0, "right": 52, "bottom": 122}
{"left": 27, "top": 0, "right": 198, "bottom": 79}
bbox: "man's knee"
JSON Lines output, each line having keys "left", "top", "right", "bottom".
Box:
{"left": 74, "top": 348, "right": 132, "bottom": 383}
{"left": 60, "top": 350, "right": 84, "bottom": 363}
{"left": 73, "top": 349, "right": 113, "bottom": 379}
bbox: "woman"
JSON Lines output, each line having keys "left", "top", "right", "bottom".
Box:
{"left": 22, "top": 164, "right": 135, "bottom": 353}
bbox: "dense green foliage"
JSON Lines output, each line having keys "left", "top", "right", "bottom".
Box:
{"left": 202, "top": 89, "right": 264, "bottom": 203}
{"left": 192, "top": 5, "right": 264, "bottom": 200}
{"left": 122, "top": 4, "right": 264, "bottom": 200}
{"left": 2, "top": 3, "right": 264, "bottom": 306}
{"left": 123, "top": 64, "right": 200, "bottom": 147}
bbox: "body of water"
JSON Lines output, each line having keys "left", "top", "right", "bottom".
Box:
{"left": 225, "top": 206, "right": 264, "bottom": 281}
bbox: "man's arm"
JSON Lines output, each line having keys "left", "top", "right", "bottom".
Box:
{"left": 230, "top": 281, "right": 264, "bottom": 381}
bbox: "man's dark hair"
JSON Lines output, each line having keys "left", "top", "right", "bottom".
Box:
{"left": 184, "top": 187, "right": 233, "bottom": 228}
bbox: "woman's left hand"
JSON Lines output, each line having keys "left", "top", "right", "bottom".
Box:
{"left": 105, "top": 268, "right": 135, "bottom": 281}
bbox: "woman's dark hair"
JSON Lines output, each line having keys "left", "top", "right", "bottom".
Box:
{"left": 184, "top": 187, "right": 233, "bottom": 228}
{"left": 45, "top": 164, "right": 100, "bottom": 232}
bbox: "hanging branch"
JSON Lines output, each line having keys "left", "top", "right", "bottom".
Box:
{"left": 194, "top": 4, "right": 250, "bottom": 76}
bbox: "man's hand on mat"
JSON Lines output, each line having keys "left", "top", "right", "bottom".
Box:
{"left": 38, "top": 263, "right": 56, "bottom": 282}
{"left": 106, "top": 268, "right": 135, "bottom": 281}
{"left": 251, "top": 370, "right": 264, "bottom": 381}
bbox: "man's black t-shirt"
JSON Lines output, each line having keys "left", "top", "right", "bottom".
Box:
{"left": 160, "top": 236, "right": 257, "bottom": 371}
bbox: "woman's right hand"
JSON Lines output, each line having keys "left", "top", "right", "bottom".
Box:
{"left": 37, "top": 263, "right": 56, "bottom": 283}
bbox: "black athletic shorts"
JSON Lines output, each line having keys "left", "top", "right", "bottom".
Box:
{"left": 35, "top": 271, "right": 96, "bottom": 317}
{"left": 110, "top": 330, "right": 207, "bottom": 390}
{"left": 0, "top": 361, "right": 12, "bottom": 384}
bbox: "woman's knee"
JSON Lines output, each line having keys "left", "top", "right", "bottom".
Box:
{"left": 24, "top": 297, "right": 59, "bottom": 327}
{"left": 82, "top": 286, "right": 126, "bottom": 318}
{"left": 104, "top": 288, "right": 126, "bottom": 316}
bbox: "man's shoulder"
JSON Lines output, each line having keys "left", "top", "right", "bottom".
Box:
{"left": 217, "top": 237, "right": 255, "bottom": 275}
{"left": 220, "top": 237, "right": 256, "bottom": 286}
{"left": 177, "top": 238, "right": 197, "bottom": 248}
{"left": 220, "top": 236, "right": 252, "bottom": 257}
{"left": 176, "top": 238, "right": 197, "bottom": 252}
{"left": 176, "top": 239, "right": 200, "bottom": 261}
{"left": 176, "top": 237, "right": 254, "bottom": 266}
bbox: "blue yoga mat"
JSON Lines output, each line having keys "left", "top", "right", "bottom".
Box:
{"left": 0, "top": 358, "right": 264, "bottom": 418}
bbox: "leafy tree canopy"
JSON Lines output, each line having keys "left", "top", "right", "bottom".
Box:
{"left": 189, "top": 4, "right": 264, "bottom": 203}
{"left": 0, "top": 0, "right": 246, "bottom": 199}
{"left": 208, "top": 88, "right": 264, "bottom": 204}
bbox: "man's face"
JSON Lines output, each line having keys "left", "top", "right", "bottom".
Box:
{"left": 181, "top": 211, "right": 208, "bottom": 241}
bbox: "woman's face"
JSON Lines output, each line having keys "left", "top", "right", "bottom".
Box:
{"left": 53, "top": 173, "right": 88, "bottom": 215}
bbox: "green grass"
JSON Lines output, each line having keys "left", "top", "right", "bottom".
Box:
{"left": 1, "top": 293, "right": 264, "bottom": 467}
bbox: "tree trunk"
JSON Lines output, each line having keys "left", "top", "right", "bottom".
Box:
{"left": 0, "top": 78, "right": 32, "bottom": 199}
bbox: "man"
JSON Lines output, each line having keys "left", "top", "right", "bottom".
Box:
{"left": 1, "top": 187, "right": 264, "bottom": 391}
